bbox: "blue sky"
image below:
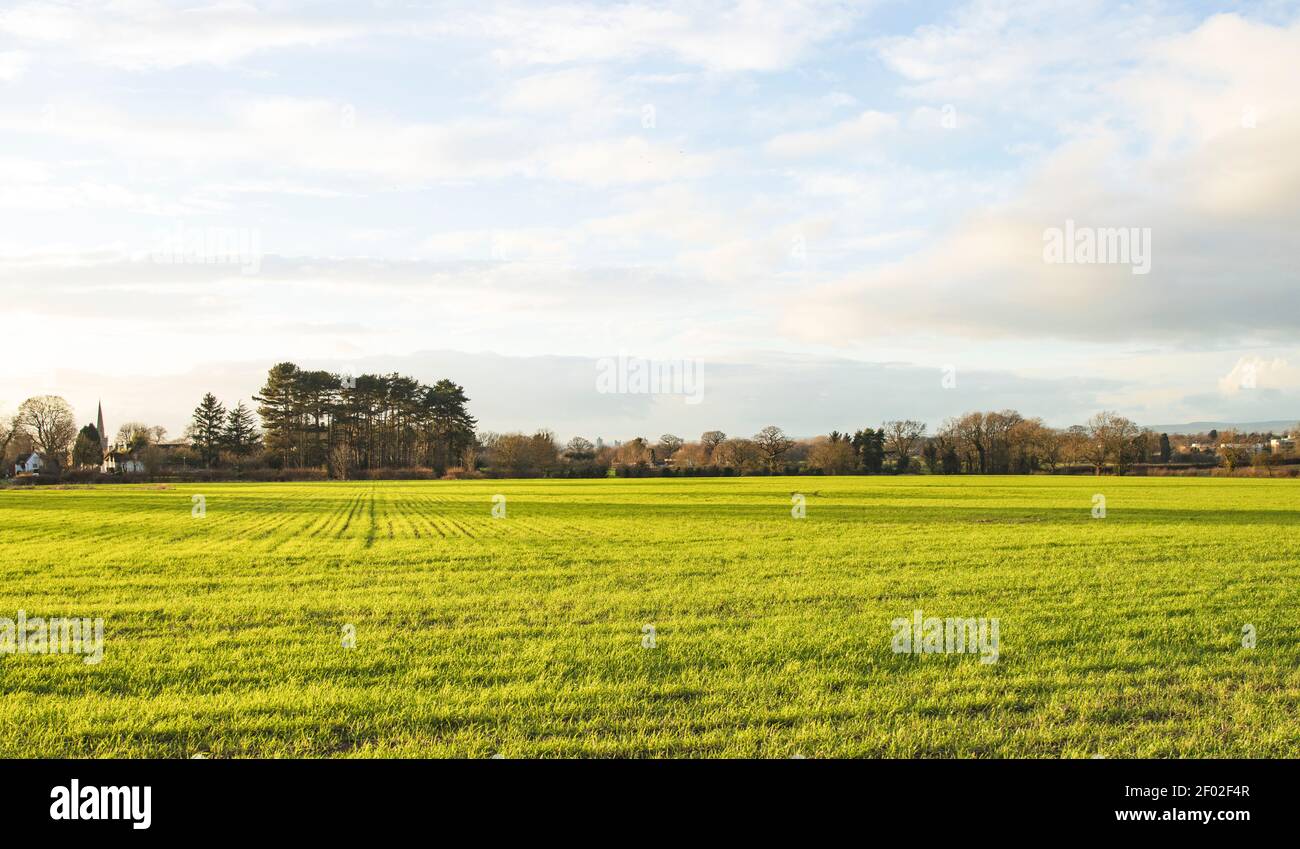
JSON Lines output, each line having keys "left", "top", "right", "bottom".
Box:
{"left": 2, "top": 0, "right": 1299, "bottom": 440}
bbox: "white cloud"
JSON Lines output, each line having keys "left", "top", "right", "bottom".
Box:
{"left": 0, "top": 181, "right": 198, "bottom": 215}
{"left": 418, "top": 185, "right": 761, "bottom": 272}
{"left": 474, "top": 0, "right": 862, "bottom": 72}
{"left": 0, "top": 155, "right": 48, "bottom": 182}
{"left": 785, "top": 14, "right": 1300, "bottom": 346}
{"left": 421, "top": 228, "right": 579, "bottom": 265}
{"left": 0, "top": 98, "right": 521, "bottom": 182}
{"left": 765, "top": 110, "right": 897, "bottom": 157}
{"left": 500, "top": 68, "right": 611, "bottom": 114}
{"left": 541, "top": 136, "right": 716, "bottom": 185}
{"left": 0, "top": 1, "right": 364, "bottom": 70}
{"left": 583, "top": 185, "right": 738, "bottom": 246}
{"left": 1122, "top": 14, "right": 1300, "bottom": 148}
{"left": 1, "top": 96, "right": 718, "bottom": 188}
{"left": 872, "top": 0, "right": 1170, "bottom": 112}
{"left": 0, "top": 50, "right": 29, "bottom": 81}
{"left": 0, "top": 155, "right": 205, "bottom": 213}
{"left": 1219, "top": 357, "right": 1299, "bottom": 395}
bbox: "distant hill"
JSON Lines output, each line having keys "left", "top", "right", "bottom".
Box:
{"left": 1143, "top": 420, "right": 1299, "bottom": 435}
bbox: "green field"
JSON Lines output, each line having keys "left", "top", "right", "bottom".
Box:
{"left": 1, "top": 476, "right": 1297, "bottom": 758}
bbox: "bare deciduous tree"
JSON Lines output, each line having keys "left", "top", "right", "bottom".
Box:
{"left": 807, "top": 437, "right": 857, "bottom": 474}
{"left": 613, "top": 436, "right": 654, "bottom": 466}
{"left": 657, "top": 434, "right": 683, "bottom": 460}
{"left": 0, "top": 414, "right": 17, "bottom": 465}
{"left": 945, "top": 412, "right": 988, "bottom": 473}
{"left": 672, "top": 441, "right": 710, "bottom": 468}
{"left": 1011, "top": 418, "right": 1061, "bottom": 472}
{"left": 563, "top": 437, "right": 595, "bottom": 460}
{"left": 713, "top": 438, "right": 762, "bottom": 472}
{"left": 753, "top": 425, "right": 794, "bottom": 472}
{"left": 16, "top": 396, "right": 77, "bottom": 468}
{"left": 115, "top": 421, "right": 155, "bottom": 451}
{"left": 1083, "top": 411, "right": 1139, "bottom": 475}
{"left": 883, "top": 420, "right": 927, "bottom": 471}
{"left": 329, "top": 442, "right": 352, "bottom": 480}
{"left": 700, "top": 430, "right": 727, "bottom": 459}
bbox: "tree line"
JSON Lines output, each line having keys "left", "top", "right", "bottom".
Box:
{"left": 252, "top": 362, "right": 476, "bottom": 476}
{"left": 477, "top": 411, "right": 1297, "bottom": 478}
{"left": 5, "top": 374, "right": 1297, "bottom": 480}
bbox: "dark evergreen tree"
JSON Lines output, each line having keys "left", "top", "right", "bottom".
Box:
{"left": 189, "top": 393, "right": 227, "bottom": 467}
{"left": 921, "top": 439, "right": 939, "bottom": 473}
{"left": 254, "top": 362, "right": 303, "bottom": 468}
{"left": 71, "top": 423, "right": 102, "bottom": 468}
{"left": 849, "top": 428, "right": 886, "bottom": 472}
{"left": 941, "top": 446, "right": 961, "bottom": 474}
{"left": 223, "top": 401, "right": 260, "bottom": 456}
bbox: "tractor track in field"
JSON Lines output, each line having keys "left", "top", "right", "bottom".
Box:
{"left": 410, "top": 493, "right": 472, "bottom": 538}
{"left": 397, "top": 493, "right": 435, "bottom": 537}
{"left": 363, "top": 486, "right": 379, "bottom": 548}
{"left": 308, "top": 492, "right": 363, "bottom": 539}
{"left": 445, "top": 517, "right": 479, "bottom": 539}
{"left": 400, "top": 494, "right": 447, "bottom": 540}
{"left": 332, "top": 491, "right": 368, "bottom": 539}
{"left": 262, "top": 499, "right": 339, "bottom": 553}
{"left": 244, "top": 501, "right": 320, "bottom": 541}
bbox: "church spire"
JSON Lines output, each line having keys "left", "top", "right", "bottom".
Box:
{"left": 97, "top": 401, "right": 107, "bottom": 453}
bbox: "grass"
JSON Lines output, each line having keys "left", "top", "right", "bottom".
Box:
{"left": 0, "top": 475, "right": 1297, "bottom": 758}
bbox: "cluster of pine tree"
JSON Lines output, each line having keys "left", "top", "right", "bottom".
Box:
{"left": 189, "top": 395, "right": 261, "bottom": 466}
{"left": 253, "top": 362, "right": 476, "bottom": 473}
{"left": 852, "top": 428, "right": 887, "bottom": 472}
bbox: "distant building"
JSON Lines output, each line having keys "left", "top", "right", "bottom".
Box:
{"left": 1271, "top": 437, "right": 1296, "bottom": 454}
{"left": 102, "top": 450, "right": 144, "bottom": 474}
{"left": 97, "top": 401, "right": 146, "bottom": 474}
{"left": 13, "top": 452, "right": 47, "bottom": 475}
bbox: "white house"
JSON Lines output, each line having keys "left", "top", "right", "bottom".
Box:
{"left": 13, "top": 452, "right": 47, "bottom": 475}
{"left": 102, "top": 449, "right": 144, "bottom": 474}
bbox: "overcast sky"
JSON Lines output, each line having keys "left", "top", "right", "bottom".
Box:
{"left": 2, "top": 0, "right": 1298, "bottom": 440}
